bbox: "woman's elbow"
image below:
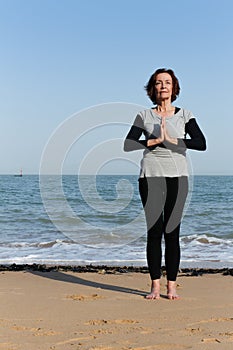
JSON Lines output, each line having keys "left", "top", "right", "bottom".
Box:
{"left": 123, "top": 139, "right": 131, "bottom": 152}
{"left": 200, "top": 138, "right": 207, "bottom": 151}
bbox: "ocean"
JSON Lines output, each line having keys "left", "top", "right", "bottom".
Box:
{"left": 0, "top": 175, "right": 232, "bottom": 268}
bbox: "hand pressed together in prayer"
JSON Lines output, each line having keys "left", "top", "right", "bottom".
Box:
{"left": 147, "top": 116, "right": 178, "bottom": 147}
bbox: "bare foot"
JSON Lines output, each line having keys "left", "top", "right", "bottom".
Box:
{"left": 167, "top": 281, "right": 180, "bottom": 300}
{"left": 146, "top": 279, "right": 160, "bottom": 300}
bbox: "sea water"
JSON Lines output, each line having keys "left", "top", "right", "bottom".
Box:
{"left": 0, "top": 175, "right": 232, "bottom": 268}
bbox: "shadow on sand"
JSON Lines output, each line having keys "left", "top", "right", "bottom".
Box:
{"left": 29, "top": 270, "right": 147, "bottom": 297}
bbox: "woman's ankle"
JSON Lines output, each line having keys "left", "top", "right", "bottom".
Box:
{"left": 167, "top": 280, "right": 179, "bottom": 300}
{"left": 146, "top": 279, "right": 161, "bottom": 299}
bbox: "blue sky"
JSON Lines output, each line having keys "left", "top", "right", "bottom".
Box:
{"left": 0, "top": 0, "right": 233, "bottom": 175}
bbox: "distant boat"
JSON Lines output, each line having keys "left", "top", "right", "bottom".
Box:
{"left": 14, "top": 169, "right": 23, "bottom": 177}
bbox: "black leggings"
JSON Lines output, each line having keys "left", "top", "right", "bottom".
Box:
{"left": 139, "top": 176, "right": 188, "bottom": 281}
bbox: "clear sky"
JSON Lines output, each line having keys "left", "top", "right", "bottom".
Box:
{"left": 0, "top": 0, "right": 233, "bottom": 175}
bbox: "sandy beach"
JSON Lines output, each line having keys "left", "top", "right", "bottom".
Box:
{"left": 0, "top": 268, "right": 232, "bottom": 350}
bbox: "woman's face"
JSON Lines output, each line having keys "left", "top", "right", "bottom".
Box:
{"left": 154, "top": 72, "right": 173, "bottom": 102}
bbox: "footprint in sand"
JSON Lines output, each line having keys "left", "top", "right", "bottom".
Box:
{"left": 219, "top": 331, "right": 233, "bottom": 340}
{"left": 66, "top": 294, "right": 104, "bottom": 301}
{"left": 185, "top": 327, "right": 202, "bottom": 334}
{"left": 11, "top": 324, "right": 60, "bottom": 337}
{"left": 85, "top": 319, "right": 139, "bottom": 325}
{"left": 191, "top": 316, "right": 233, "bottom": 325}
{"left": 129, "top": 345, "right": 190, "bottom": 350}
{"left": 201, "top": 338, "right": 221, "bottom": 343}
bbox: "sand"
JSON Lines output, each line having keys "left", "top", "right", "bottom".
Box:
{"left": 0, "top": 269, "right": 232, "bottom": 350}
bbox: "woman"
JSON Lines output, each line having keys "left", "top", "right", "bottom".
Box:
{"left": 124, "top": 68, "right": 206, "bottom": 300}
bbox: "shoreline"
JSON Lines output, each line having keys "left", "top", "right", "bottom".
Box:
{"left": 0, "top": 263, "right": 232, "bottom": 276}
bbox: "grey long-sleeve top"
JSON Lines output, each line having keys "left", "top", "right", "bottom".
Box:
{"left": 124, "top": 107, "right": 206, "bottom": 177}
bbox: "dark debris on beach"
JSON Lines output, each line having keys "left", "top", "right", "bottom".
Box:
{"left": 0, "top": 264, "right": 232, "bottom": 276}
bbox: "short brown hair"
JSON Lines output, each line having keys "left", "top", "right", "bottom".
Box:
{"left": 145, "top": 68, "right": 180, "bottom": 104}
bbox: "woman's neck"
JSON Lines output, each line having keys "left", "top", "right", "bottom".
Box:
{"left": 153, "top": 102, "right": 175, "bottom": 117}
{"left": 156, "top": 101, "right": 174, "bottom": 113}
